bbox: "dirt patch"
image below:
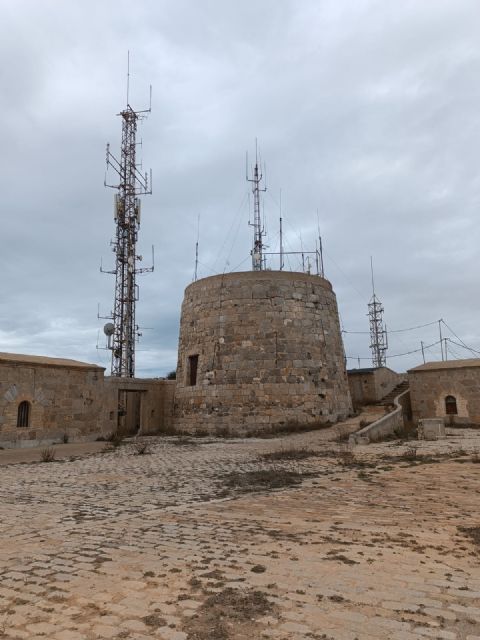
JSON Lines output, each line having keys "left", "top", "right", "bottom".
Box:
{"left": 223, "top": 469, "right": 309, "bottom": 492}
{"left": 458, "top": 526, "right": 480, "bottom": 548}
{"left": 184, "top": 587, "right": 275, "bottom": 640}
{"left": 259, "top": 446, "right": 328, "bottom": 461}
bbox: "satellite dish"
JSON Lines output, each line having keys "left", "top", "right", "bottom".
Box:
{"left": 103, "top": 322, "right": 115, "bottom": 337}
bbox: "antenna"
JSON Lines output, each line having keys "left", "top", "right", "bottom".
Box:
{"left": 194, "top": 214, "right": 200, "bottom": 282}
{"left": 126, "top": 51, "right": 130, "bottom": 104}
{"left": 247, "top": 138, "right": 267, "bottom": 271}
{"left": 368, "top": 257, "right": 388, "bottom": 368}
{"left": 279, "top": 189, "right": 284, "bottom": 271}
{"left": 102, "top": 61, "right": 153, "bottom": 378}
{"left": 317, "top": 209, "right": 324, "bottom": 278}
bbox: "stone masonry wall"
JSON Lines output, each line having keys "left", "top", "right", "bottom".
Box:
{"left": 103, "top": 378, "right": 175, "bottom": 435}
{"left": 348, "top": 367, "right": 403, "bottom": 408}
{"left": 409, "top": 367, "right": 480, "bottom": 425}
{"left": 174, "top": 271, "right": 352, "bottom": 434}
{"left": 0, "top": 361, "right": 104, "bottom": 444}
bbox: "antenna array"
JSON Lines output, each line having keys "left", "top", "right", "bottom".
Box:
{"left": 247, "top": 141, "right": 267, "bottom": 270}
{"left": 101, "top": 65, "right": 153, "bottom": 377}
{"left": 368, "top": 258, "right": 388, "bottom": 368}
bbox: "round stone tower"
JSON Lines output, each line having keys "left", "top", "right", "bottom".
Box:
{"left": 173, "top": 270, "right": 352, "bottom": 434}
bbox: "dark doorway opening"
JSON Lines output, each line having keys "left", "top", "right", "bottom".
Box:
{"left": 117, "top": 390, "right": 143, "bottom": 435}
{"left": 188, "top": 354, "right": 199, "bottom": 386}
{"left": 445, "top": 395, "right": 458, "bottom": 415}
{"left": 17, "top": 401, "right": 30, "bottom": 428}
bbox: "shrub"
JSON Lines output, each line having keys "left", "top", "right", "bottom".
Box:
{"left": 166, "top": 370, "right": 176, "bottom": 380}
{"left": 133, "top": 441, "right": 151, "bottom": 455}
{"left": 40, "top": 447, "right": 56, "bottom": 463}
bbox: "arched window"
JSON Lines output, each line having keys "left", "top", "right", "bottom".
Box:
{"left": 445, "top": 395, "right": 457, "bottom": 416}
{"left": 17, "top": 401, "right": 30, "bottom": 428}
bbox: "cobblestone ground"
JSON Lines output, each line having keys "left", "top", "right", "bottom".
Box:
{"left": 0, "top": 418, "right": 479, "bottom": 640}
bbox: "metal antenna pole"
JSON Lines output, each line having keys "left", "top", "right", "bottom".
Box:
{"left": 247, "top": 139, "right": 267, "bottom": 271}
{"left": 279, "top": 189, "right": 284, "bottom": 271}
{"left": 102, "top": 63, "right": 153, "bottom": 378}
{"left": 317, "top": 209, "right": 325, "bottom": 278}
{"left": 368, "top": 257, "right": 388, "bottom": 368}
{"left": 439, "top": 319, "right": 444, "bottom": 361}
{"left": 421, "top": 340, "right": 425, "bottom": 363}
{"left": 194, "top": 214, "right": 200, "bottom": 282}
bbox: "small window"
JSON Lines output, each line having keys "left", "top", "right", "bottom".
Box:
{"left": 445, "top": 395, "right": 457, "bottom": 415}
{"left": 17, "top": 401, "right": 30, "bottom": 428}
{"left": 188, "top": 355, "right": 199, "bottom": 386}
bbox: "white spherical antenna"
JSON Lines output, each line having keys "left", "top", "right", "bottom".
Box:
{"left": 103, "top": 322, "right": 115, "bottom": 337}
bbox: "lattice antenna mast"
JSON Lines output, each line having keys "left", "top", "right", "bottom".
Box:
{"left": 102, "top": 61, "right": 153, "bottom": 378}
{"left": 368, "top": 257, "right": 388, "bottom": 368}
{"left": 247, "top": 140, "right": 267, "bottom": 270}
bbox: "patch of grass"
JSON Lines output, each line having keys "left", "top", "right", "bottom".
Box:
{"left": 185, "top": 587, "right": 275, "bottom": 640}
{"left": 250, "top": 564, "right": 266, "bottom": 573}
{"left": 402, "top": 446, "right": 418, "bottom": 461}
{"left": 215, "top": 425, "right": 232, "bottom": 438}
{"left": 133, "top": 441, "right": 151, "bottom": 455}
{"left": 40, "top": 447, "right": 56, "bottom": 463}
{"left": 259, "top": 446, "right": 320, "bottom": 461}
{"left": 223, "top": 468, "right": 308, "bottom": 492}
{"left": 458, "top": 526, "right": 480, "bottom": 547}
{"left": 337, "top": 448, "right": 356, "bottom": 466}
{"left": 106, "top": 431, "right": 125, "bottom": 448}
{"left": 334, "top": 426, "right": 351, "bottom": 442}
{"left": 142, "top": 613, "right": 167, "bottom": 628}
{"left": 170, "top": 436, "right": 198, "bottom": 446}
{"left": 244, "top": 419, "right": 333, "bottom": 439}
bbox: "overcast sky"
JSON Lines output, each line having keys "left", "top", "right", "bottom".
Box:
{"left": 1, "top": 0, "right": 480, "bottom": 376}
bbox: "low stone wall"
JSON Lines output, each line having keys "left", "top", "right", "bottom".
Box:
{"left": 349, "top": 389, "right": 410, "bottom": 444}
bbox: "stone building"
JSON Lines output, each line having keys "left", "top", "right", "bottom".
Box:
{"left": 408, "top": 359, "right": 480, "bottom": 425}
{"left": 173, "top": 270, "right": 352, "bottom": 434}
{"left": 0, "top": 352, "right": 176, "bottom": 446}
{"left": 103, "top": 376, "right": 175, "bottom": 436}
{"left": 0, "top": 353, "right": 105, "bottom": 445}
{"left": 347, "top": 366, "right": 404, "bottom": 409}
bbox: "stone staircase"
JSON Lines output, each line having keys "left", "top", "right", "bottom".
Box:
{"left": 378, "top": 380, "right": 409, "bottom": 406}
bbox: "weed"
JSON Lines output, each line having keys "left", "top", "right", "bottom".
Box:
{"left": 62, "top": 432, "right": 69, "bottom": 444}
{"left": 223, "top": 468, "right": 308, "bottom": 492}
{"left": 334, "top": 426, "right": 351, "bottom": 442}
{"left": 402, "top": 446, "right": 418, "bottom": 461}
{"left": 170, "top": 437, "right": 197, "bottom": 446}
{"left": 244, "top": 419, "right": 332, "bottom": 439}
{"left": 250, "top": 564, "right": 266, "bottom": 573}
{"left": 215, "top": 425, "right": 232, "bottom": 438}
{"left": 458, "top": 526, "right": 480, "bottom": 547}
{"left": 337, "top": 448, "right": 356, "bottom": 466}
{"left": 260, "top": 446, "right": 319, "bottom": 461}
{"left": 40, "top": 447, "right": 56, "bottom": 463}
{"left": 133, "top": 441, "right": 151, "bottom": 455}
{"left": 106, "top": 431, "right": 124, "bottom": 448}
{"left": 472, "top": 449, "right": 480, "bottom": 464}
{"left": 142, "top": 613, "right": 167, "bottom": 628}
